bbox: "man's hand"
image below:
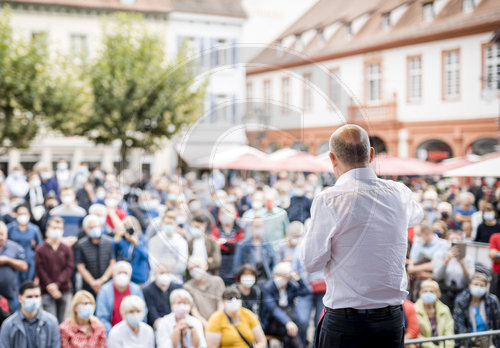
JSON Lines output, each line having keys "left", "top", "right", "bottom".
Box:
{"left": 176, "top": 319, "right": 191, "bottom": 332}
{"left": 290, "top": 271, "right": 301, "bottom": 282}
{"left": 47, "top": 283, "right": 63, "bottom": 299}
{"left": 285, "top": 321, "right": 298, "bottom": 337}
{"left": 91, "top": 278, "right": 104, "bottom": 294}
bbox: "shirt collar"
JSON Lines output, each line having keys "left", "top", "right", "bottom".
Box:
{"left": 22, "top": 309, "right": 41, "bottom": 323}
{"left": 335, "top": 167, "right": 377, "bottom": 186}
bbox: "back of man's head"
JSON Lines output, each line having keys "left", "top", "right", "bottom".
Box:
{"left": 329, "top": 124, "right": 370, "bottom": 166}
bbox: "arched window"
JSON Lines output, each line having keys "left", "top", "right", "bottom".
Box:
{"left": 416, "top": 139, "right": 453, "bottom": 162}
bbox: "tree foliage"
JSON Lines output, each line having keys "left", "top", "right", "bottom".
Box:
{"left": 80, "top": 13, "right": 205, "bottom": 165}
{"left": 0, "top": 8, "right": 89, "bottom": 151}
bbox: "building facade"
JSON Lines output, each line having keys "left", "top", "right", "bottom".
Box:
{"left": 245, "top": 0, "right": 500, "bottom": 161}
{"left": 3, "top": 0, "right": 247, "bottom": 173}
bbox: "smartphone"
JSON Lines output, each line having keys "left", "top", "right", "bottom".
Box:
{"left": 451, "top": 242, "right": 466, "bottom": 259}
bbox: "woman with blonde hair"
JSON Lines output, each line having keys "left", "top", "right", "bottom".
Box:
{"left": 59, "top": 290, "right": 106, "bottom": 348}
{"left": 415, "top": 279, "right": 454, "bottom": 348}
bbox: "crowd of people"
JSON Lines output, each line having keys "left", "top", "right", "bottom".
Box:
{"left": 0, "top": 159, "right": 498, "bottom": 348}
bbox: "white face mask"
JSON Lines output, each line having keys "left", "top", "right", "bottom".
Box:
{"left": 17, "top": 214, "right": 30, "bottom": 225}
{"left": 47, "top": 228, "right": 63, "bottom": 240}
{"left": 274, "top": 276, "right": 288, "bottom": 289}
{"left": 251, "top": 201, "right": 263, "bottom": 210}
{"left": 189, "top": 267, "right": 205, "bottom": 280}
{"left": 240, "top": 275, "right": 256, "bottom": 288}
{"left": 157, "top": 273, "right": 171, "bottom": 287}
{"left": 225, "top": 299, "right": 242, "bottom": 313}
{"left": 61, "top": 195, "right": 74, "bottom": 205}
{"left": 413, "top": 236, "right": 424, "bottom": 245}
{"left": 114, "top": 273, "right": 130, "bottom": 287}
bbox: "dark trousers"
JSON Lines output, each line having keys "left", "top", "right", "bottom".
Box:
{"left": 315, "top": 305, "right": 405, "bottom": 348}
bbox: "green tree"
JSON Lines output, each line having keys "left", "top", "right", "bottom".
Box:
{"left": 81, "top": 13, "right": 205, "bottom": 167}
{"left": 0, "top": 8, "right": 90, "bottom": 152}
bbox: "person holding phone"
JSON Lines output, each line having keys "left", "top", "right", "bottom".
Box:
{"left": 433, "top": 231, "right": 475, "bottom": 311}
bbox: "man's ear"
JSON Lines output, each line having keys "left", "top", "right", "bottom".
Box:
{"left": 368, "top": 147, "right": 375, "bottom": 163}
{"left": 329, "top": 152, "right": 337, "bottom": 167}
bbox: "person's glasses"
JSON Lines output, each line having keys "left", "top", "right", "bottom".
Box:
{"left": 79, "top": 301, "right": 93, "bottom": 306}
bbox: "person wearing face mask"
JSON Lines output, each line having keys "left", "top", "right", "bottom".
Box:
{"left": 188, "top": 215, "right": 221, "bottom": 276}
{"left": 233, "top": 264, "right": 261, "bottom": 315}
{"left": 475, "top": 203, "right": 500, "bottom": 243}
{"left": 25, "top": 173, "right": 46, "bottom": 226}
{"left": 148, "top": 210, "right": 188, "bottom": 283}
{"left": 206, "top": 287, "right": 266, "bottom": 348}
{"left": 128, "top": 191, "right": 159, "bottom": 231}
{"left": 470, "top": 199, "right": 488, "bottom": 241}
{"left": 286, "top": 183, "right": 312, "bottom": 224}
{"left": 5, "top": 165, "right": 29, "bottom": 199}
{"left": 255, "top": 190, "right": 289, "bottom": 252}
{"left": 113, "top": 216, "right": 149, "bottom": 285}
{"left": 143, "top": 263, "right": 183, "bottom": 329}
{"left": 415, "top": 279, "right": 454, "bottom": 348}
{"left": 108, "top": 295, "right": 154, "bottom": 348}
{"left": 260, "top": 262, "right": 309, "bottom": 348}
{"left": 0, "top": 221, "right": 28, "bottom": 313}
{"left": 210, "top": 204, "right": 244, "bottom": 284}
{"left": 432, "top": 230, "right": 475, "bottom": 311}
{"left": 156, "top": 289, "right": 206, "bottom": 348}
{"left": 453, "top": 192, "right": 477, "bottom": 231}
{"left": 75, "top": 214, "right": 116, "bottom": 297}
{"left": 0, "top": 281, "right": 60, "bottom": 348}
{"left": 59, "top": 290, "right": 107, "bottom": 348}
{"left": 75, "top": 180, "right": 95, "bottom": 213}
{"left": 34, "top": 217, "right": 74, "bottom": 323}
{"left": 7, "top": 205, "right": 43, "bottom": 285}
{"left": 184, "top": 256, "right": 225, "bottom": 327}
{"left": 453, "top": 272, "right": 500, "bottom": 348}
{"left": 278, "top": 221, "right": 304, "bottom": 262}
{"left": 233, "top": 217, "right": 275, "bottom": 283}
{"left": 37, "top": 165, "right": 60, "bottom": 200}
{"left": 49, "top": 186, "right": 87, "bottom": 244}
{"left": 104, "top": 188, "right": 128, "bottom": 231}
{"left": 56, "top": 160, "right": 72, "bottom": 188}
{"left": 95, "top": 261, "right": 146, "bottom": 335}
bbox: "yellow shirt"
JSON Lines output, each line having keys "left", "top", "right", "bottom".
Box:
{"left": 206, "top": 308, "right": 259, "bottom": 348}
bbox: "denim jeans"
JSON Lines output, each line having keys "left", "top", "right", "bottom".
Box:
{"left": 296, "top": 293, "right": 324, "bottom": 346}
{"left": 315, "top": 305, "right": 405, "bottom": 348}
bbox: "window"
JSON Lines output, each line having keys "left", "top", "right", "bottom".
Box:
{"left": 263, "top": 80, "right": 271, "bottom": 115}
{"left": 345, "top": 22, "right": 352, "bottom": 38}
{"left": 303, "top": 73, "right": 312, "bottom": 111}
{"left": 423, "top": 2, "right": 434, "bottom": 21}
{"left": 246, "top": 82, "right": 253, "bottom": 114}
{"left": 407, "top": 56, "right": 422, "bottom": 102}
{"left": 214, "top": 94, "right": 230, "bottom": 122}
{"left": 329, "top": 68, "right": 341, "bottom": 107}
{"left": 463, "top": 0, "right": 474, "bottom": 13}
{"left": 382, "top": 13, "right": 391, "bottom": 30}
{"left": 483, "top": 44, "right": 500, "bottom": 91}
{"left": 282, "top": 77, "right": 290, "bottom": 113}
{"left": 70, "top": 34, "right": 87, "bottom": 64}
{"left": 366, "top": 63, "right": 381, "bottom": 103}
{"left": 442, "top": 49, "right": 460, "bottom": 100}
{"left": 216, "top": 38, "right": 230, "bottom": 66}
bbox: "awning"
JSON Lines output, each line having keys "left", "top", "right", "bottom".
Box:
{"left": 443, "top": 152, "right": 500, "bottom": 177}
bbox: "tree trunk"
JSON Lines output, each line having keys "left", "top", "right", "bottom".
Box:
{"left": 119, "top": 142, "right": 129, "bottom": 171}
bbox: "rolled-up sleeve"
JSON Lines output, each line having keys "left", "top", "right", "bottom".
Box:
{"left": 300, "top": 195, "right": 335, "bottom": 273}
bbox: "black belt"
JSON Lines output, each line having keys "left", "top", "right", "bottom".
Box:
{"left": 325, "top": 304, "right": 402, "bottom": 316}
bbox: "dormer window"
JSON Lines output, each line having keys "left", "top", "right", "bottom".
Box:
{"left": 382, "top": 12, "right": 391, "bottom": 29}
{"left": 463, "top": 0, "right": 474, "bottom": 13}
{"left": 345, "top": 22, "right": 352, "bottom": 38}
{"left": 423, "top": 2, "right": 434, "bottom": 21}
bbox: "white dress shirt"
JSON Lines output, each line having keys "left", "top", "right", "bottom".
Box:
{"left": 156, "top": 313, "right": 206, "bottom": 348}
{"left": 300, "top": 168, "right": 424, "bottom": 310}
{"left": 108, "top": 321, "right": 155, "bottom": 348}
{"left": 148, "top": 232, "right": 188, "bottom": 283}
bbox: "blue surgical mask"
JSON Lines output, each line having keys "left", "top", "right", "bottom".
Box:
{"left": 483, "top": 212, "right": 495, "bottom": 221}
{"left": 78, "top": 304, "right": 94, "bottom": 319}
{"left": 126, "top": 313, "right": 143, "bottom": 327}
{"left": 24, "top": 298, "right": 41, "bottom": 313}
{"left": 190, "top": 227, "right": 203, "bottom": 238}
{"left": 420, "top": 292, "right": 437, "bottom": 304}
{"left": 470, "top": 286, "right": 487, "bottom": 298}
{"left": 89, "top": 227, "right": 102, "bottom": 238}
{"left": 163, "top": 224, "right": 175, "bottom": 236}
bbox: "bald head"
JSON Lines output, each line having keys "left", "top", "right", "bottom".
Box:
{"left": 329, "top": 124, "right": 371, "bottom": 166}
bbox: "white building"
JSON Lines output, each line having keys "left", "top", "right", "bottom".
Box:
{"left": 3, "top": 0, "right": 247, "bottom": 174}
{"left": 245, "top": 0, "right": 500, "bottom": 160}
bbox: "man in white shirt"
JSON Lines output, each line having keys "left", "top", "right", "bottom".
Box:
{"left": 300, "top": 124, "right": 424, "bottom": 348}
